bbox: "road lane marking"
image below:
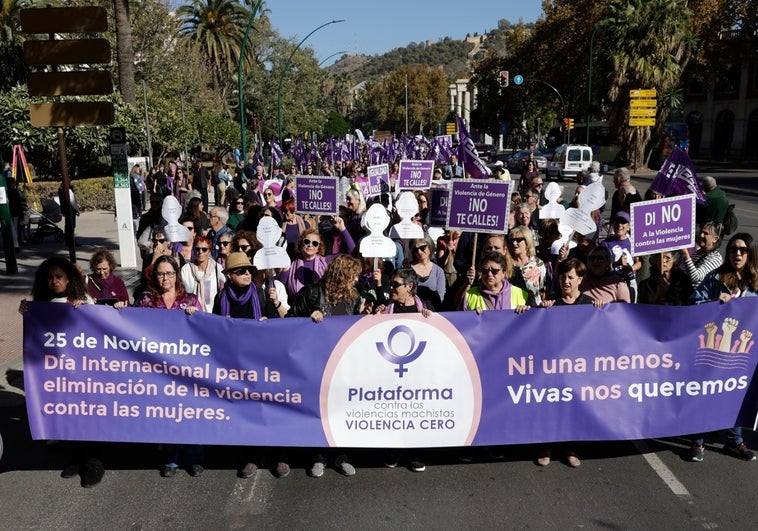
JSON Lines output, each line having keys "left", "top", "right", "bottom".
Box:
{"left": 634, "top": 440, "right": 692, "bottom": 499}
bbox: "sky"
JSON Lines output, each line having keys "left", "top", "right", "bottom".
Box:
{"left": 266, "top": 1, "right": 544, "bottom": 66}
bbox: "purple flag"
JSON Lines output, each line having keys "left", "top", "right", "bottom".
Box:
{"left": 253, "top": 145, "right": 263, "bottom": 168}
{"left": 649, "top": 146, "right": 707, "bottom": 204}
{"left": 292, "top": 138, "right": 307, "bottom": 171}
{"left": 270, "top": 139, "right": 283, "bottom": 168}
{"left": 308, "top": 141, "right": 321, "bottom": 166}
{"left": 456, "top": 116, "right": 491, "bottom": 179}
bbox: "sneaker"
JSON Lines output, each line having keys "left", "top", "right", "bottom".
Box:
{"left": 309, "top": 461, "right": 325, "bottom": 478}
{"left": 161, "top": 465, "right": 177, "bottom": 478}
{"left": 275, "top": 461, "right": 291, "bottom": 478}
{"left": 566, "top": 452, "right": 581, "bottom": 468}
{"left": 725, "top": 442, "right": 756, "bottom": 461}
{"left": 409, "top": 456, "right": 426, "bottom": 472}
{"left": 239, "top": 462, "right": 258, "bottom": 479}
{"left": 82, "top": 458, "right": 104, "bottom": 488}
{"left": 189, "top": 464, "right": 204, "bottom": 477}
{"left": 537, "top": 449, "right": 551, "bottom": 467}
{"left": 61, "top": 463, "right": 80, "bottom": 479}
{"left": 335, "top": 455, "right": 356, "bottom": 476}
{"left": 384, "top": 453, "right": 399, "bottom": 468}
{"left": 688, "top": 445, "right": 705, "bottom": 462}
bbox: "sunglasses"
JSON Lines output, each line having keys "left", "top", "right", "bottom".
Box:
{"left": 532, "top": 182, "right": 543, "bottom": 187}
{"left": 413, "top": 244, "right": 428, "bottom": 253}
{"left": 194, "top": 247, "right": 210, "bottom": 253}
{"left": 508, "top": 237, "right": 526, "bottom": 244}
{"left": 235, "top": 200, "right": 244, "bottom": 205}
{"left": 264, "top": 192, "right": 273, "bottom": 197}
{"left": 218, "top": 241, "right": 231, "bottom": 247}
{"left": 729, "top": 246, "right": 749, "bottom": 255}
{"left": 389, "top": 281, "right": 406, "bottom": 289}
{"left": 230, "top": 267, "right": 252, "bottom": 275}
{"left": 303, "top": 238, "right": 321, "bottom": 247}
{"left": 480, "top": 267, "right": 502, "bottom": 275}
{"left": 152, "top": 238, "right": 166, "bottom": 244}
{"left": 234, "top": 244, "right": 251, "bottom": 252}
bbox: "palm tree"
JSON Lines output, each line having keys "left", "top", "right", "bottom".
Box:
{"left": 176, "top": 0, "right": 252, "bottom": 94}
{"left": 114, "top": 0, "right": 137, "bottom": 106}
{"left": 602, "top": 0, "right": 694, "bottom": 167}
{"left": 0, "top": 0, "right": 27, "bottom": 91}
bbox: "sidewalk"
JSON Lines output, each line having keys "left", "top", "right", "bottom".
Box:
{"left": 0, "top": 210, "right": 140, "bottom": 405}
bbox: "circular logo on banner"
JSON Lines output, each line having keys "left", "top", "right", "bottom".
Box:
{"left": 320, "top": 314, "right": 482, "bottom": 448}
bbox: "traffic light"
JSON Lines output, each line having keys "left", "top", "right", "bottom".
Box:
{"left": 563, "top": 117, "right": 569, "bottom": 129}
{"left": 568, "top": 118, "right": 575, "bottom": 130}
{"left": 498, "top": 70, "right": 509, "bottom": 87}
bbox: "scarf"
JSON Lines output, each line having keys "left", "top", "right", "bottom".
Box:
{"left": 386, "top": 295, "right": 424, "bottom": 314}
{"left": 219, "top": 283, "right": 261, "bottom": 319}
{"left": 188, "top": 261, "right": 219, "bottom": 311}
{"left": 87, "top": 274, "right": 118, "bottom": 298}
{"left": 285, "top": 255, "right": 328, "bottom": 298}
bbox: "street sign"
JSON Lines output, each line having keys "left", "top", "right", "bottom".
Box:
{"left": 30, "top": 102, "right": 115, "bottom": 127}
{"left": 23, "top": 39, "right": 110, "bottom": 65}
{"left": 20, "top": 6, "right": 108, "bottom": 33}
{"left": 513, "top": 74, "right": 524, "bottom": 86}
{"left": 630, "top": 89, "right": 657, "bottom": 98}
{"left": 27, "top": 71, "right": 113, "bottom": 97}
{"left": 629, "top": 108, "right": 657, "bottom": 117}
{"left": 629, "top": 117, "right": 656, "bottom": 127}
{"left": 630, "top": 99, "right": 657, "bottom": 108}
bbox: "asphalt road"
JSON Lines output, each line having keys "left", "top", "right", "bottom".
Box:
{"left": 2, "top": 166, "right": 758, "bottom": 530}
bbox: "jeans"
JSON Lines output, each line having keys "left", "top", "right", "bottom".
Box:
{"left": 693, "top": 427, "right": 742, "bottom": 447}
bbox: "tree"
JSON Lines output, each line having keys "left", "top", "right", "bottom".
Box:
{"left": 176, "top": 0, "right": 252, "bottom": 109}
{"left": 602, "top": 0, "right": 695, "bottom": 166}
{"left": 0, "top": 0, "right": 27, "bottom": 91}
{"left": 113, "top": 0, "right": 137, "bottom": 106}
{"left": 365, "top": 65, "right": 448, "bottom": 134}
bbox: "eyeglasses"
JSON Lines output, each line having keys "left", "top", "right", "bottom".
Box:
{"left": 218, "top": 241, "right": 231, "bottom": 247}
{"left": 194, "top": 247, "right": 210, "bottom": 253}
{"left": 264, "top": 192, "right": 273, "bottom": 197}
{"left": 183, "top": 226, "right": 195, "bottom": 232}
{"left": 389, "top": 281, "right": 406, "bottom": 289}
{"left": 729, "top": 246, "right": 749, "bottom": 255}
{"left": 508, "top": 237, "right": 526, "bottom": 244}
{"left": 235, "top": 201, "right": 244, "bottom": 205}
{"left": 302, "top": 239, "right": 320, "bottom": 247}
{"left": 152, "top": 238, "right": 166, "bottom": 244}
{"left": 156, "top": 271, "right": 176, "bottom": 278}
{"left": 230, "top": 267, "right": 252, "bottom": 275}
{"left": 234, "top": 244, "right": 251, "bottom": 252}
{"left": 413, "top": 244, "right": 428, "bottom": 253}
{"left": 480, "top": 267, "right": 502, "bottom": 275}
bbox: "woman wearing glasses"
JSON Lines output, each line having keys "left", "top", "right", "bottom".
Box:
{"left": 179, "top": 235, "right": 225, "bottom": 313}
{"left": 280, "top": 198, "right": 306, "bottom": 260}
{"left": 685, "top": 233, "right": 758, "bottom": 463}
{"left": 281, "top": 229, "right": 329, "bottom": 299}
{"left": 137, "top": 256, "right": 203, "bottom": 478}
{"left": 460, "top": 251, "right": 530, "bottom": 313}
{"left": 409, "top": 236, "right": 446, "bottom": 309}
{"left": 226, "top": 195, "right": 246, "bottom": 231}
{"left": 507, "top": 226, "right": 546, "bottom": 305}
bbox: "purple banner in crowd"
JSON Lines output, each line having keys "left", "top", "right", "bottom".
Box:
{"left": 649, "top": 146, "right": 707, "bottom": 204}
{"left": 397, "top": 160, "right": 434, "bottom": 190}
{"left": 295, "top": 175, "right": 339, "bottom": 216}
{"left": 446, "top": 179, "right": 510, "bottom": 233}
{"left": 430, "top": 185, "right": 450, "bottom": 227}
{"left": 355, "top": 164, "right": 390, "bottom": 199}
{"left": 630, "top": 195, "right": 696, "bottom": 256}
{"left": 23, "top": 300, "right": 758, "bottom": 447}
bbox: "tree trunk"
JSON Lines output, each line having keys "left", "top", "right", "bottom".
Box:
{"left": 114, "top": 0, "right": 137, "bottom": 106}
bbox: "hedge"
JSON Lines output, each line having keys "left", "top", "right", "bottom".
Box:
{"left": 20, "top": 177, "right": 116, "bottom": 213}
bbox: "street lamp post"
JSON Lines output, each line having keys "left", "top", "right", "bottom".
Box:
{"left": 277, "top": 19, "right": 345, "bottom": 142}
{"left": 319, "top": 50, "right": 347, "bottom": 67}
{"left": 238, "top": 0, "right": 264, "bottom": 161}
{"left": 139, "top": 74, "right": 153, "bottom": 168}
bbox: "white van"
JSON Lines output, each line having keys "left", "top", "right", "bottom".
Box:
{"left": 546, "top": 145, "right": 593, "bottom": 181}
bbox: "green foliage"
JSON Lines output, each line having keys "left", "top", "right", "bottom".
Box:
{"left": 22, "top": 177, "right": 115, "bottom": 212}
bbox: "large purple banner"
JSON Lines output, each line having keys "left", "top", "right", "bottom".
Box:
{"left": 24, "top": 300, "right": 758, "bottom": 447}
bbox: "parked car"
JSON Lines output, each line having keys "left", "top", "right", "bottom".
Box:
{"left": 507, "top": 150, "right": 547, "bottom": 173}
{"left": 475, "top": 143, "right": 497, "bottom": 163}
{"left": 546, "top": 144, "right": 594, "bottom": 181}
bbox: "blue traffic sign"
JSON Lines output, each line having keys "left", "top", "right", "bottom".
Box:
{"left": 513, "top": 74, "right": 524, "bottom": 86}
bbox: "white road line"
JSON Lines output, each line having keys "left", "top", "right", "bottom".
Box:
{"left": 634, "top": 440, "right": 692, "bottom": 499}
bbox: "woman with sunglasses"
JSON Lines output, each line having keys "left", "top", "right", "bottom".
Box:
{"left": 226, "top": 194, "right": 246, "bottom": 231}
{"left": 281, "top": 229, "right": 329, "bottom": 299}
{"left": 137, "top": 256, "right": 203, "bottom": 477}
{"left": 215, "top": 232, "right": 234, "bottom": 269}
{"left": 179, "top": 235, "right": 225, "bottom": 313}
{"left": 409, "top": 236, "right": 445, "bottom": 309}
{"left": 507, "top": 226, "right": 546, "bottom": 305}
{"left": 460, "top": 251, "right": 530, "bottom": 314}
{"left": 686, "top": 232, "right": 757, "bottom": 463}
{"left": 280, "top": 198, "right": 306, "bottom": 260}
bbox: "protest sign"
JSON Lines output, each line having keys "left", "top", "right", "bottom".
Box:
{"left": 630, "top": 195, "right": 696, "bottom": 256}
